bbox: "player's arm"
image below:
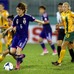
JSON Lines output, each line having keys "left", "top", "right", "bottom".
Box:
{"left": 34, "top": 19, "right": 44, "bottom": 24}
{"left": 2, "top": 26, "right": 13, "bottom": 34}
{"left": 0, "top": 25, "right": 9, "bottom": 29}
{"left": 56, "top": 22, "right": 64, "bottom": 28}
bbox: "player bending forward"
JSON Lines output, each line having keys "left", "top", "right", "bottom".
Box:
{"left": 38, "top": 6, "right": 57, "bottom": 55}
{"left": 0, "top": 15, "right": 23, "bottom": 63}
{"left": 3, "top": 2, "right": 45, "bottom": 70}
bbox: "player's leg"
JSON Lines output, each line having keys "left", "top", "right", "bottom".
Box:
{"left": 58, "top": 41, "right": 69, "bottom": 63}
{"left": 0, "top": 40, "right": 2, "bottom": 53}
{"left": 9, "top": 36, "right": 20, "bottom": 61}
{"left": 57, "top": 29, "right": 65, "bottom": 57}
{"left": 57, "top": 40, "right": 63, "bottom": 57}
{"left": 0, "top": 30, "right": 3, "bottom": 53}
{"left": 0, "top": 49, "right": 9, "bottom": 62}
{"left": 15, "top": 37, "right": 28, "bottom": 70}
{"left": 46, "top": 32, "right": 57, "bottom": 55}
{"left": 52, "top": 32, "right": 74, "bottom": 66}
{"left": 39, "top": 31, "right": 48, "bottom": 55}
{"left": 68, "top": 42, "right": 74, "bottom": 62}
{"left": 52, "top": 41, "right": 69, "bottom": 66}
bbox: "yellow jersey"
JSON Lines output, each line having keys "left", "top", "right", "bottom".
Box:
{"left": 61, "top": 10, "right": 74, "bottom": 33}
{"left": 0, "top": 10, "right": 9, "bottom": 29}
{"left": 7, "top": 25, "right": 15, "bottom": 46}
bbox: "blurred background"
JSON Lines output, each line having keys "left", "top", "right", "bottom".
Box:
{"left": 0, "top": 0, "right": 74, "bottom": 24}
{"left": 0, "top": 0, "right": 74, "bottom": 43}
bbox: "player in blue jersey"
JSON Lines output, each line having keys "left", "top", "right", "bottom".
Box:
{"left": 4, "top": 2, "right": 45, "bottom": 70}
{"left": 38, "top": 6, "right": 57, "bottom": 55}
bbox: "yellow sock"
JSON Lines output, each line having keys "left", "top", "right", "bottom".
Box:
{"left": 58, "top": 49, "right": 66, "bottom": 63}
{"left": 0, "top": 54, "right": 4, "bottom": 62}
{"left": 0, "top": 40, "right": 2, "bottom": 53}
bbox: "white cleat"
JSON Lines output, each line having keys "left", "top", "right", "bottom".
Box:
{"left": 52, "top": 52, "right": 57, "bottom": 55}
{"left": 40, "top": 51, "right": 49, "bottom": 56}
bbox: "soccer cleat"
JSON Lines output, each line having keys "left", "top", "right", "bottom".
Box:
{"left": 40, "top": 51, "right": 49, "bottom": 56}
{"left": 15, "top": 54, "right": 25, "bottom": 70}
{"left": 52, "top": 50, "right": 57, "bottom": 55}
{"left": 14, "top": 68, "right": 20, "bottom": 70}
{"left": 52, "top": 61, "right": 61, "bottom": 66}
{"left": 71, "top": 59, "right": 74, "bottom": 63}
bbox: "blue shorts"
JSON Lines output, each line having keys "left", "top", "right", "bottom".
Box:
{"left": 11, "top": 36, "right": 28, "bottom": 50}
{"left": 39, "top": 30, "right": 52, "bottom": 41}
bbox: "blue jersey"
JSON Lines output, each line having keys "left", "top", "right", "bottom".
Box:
{"left": 42, "top": 12, "right": 52, "bottom": 32}
{"left": 13, "top": 14, "right": 35, "bottom": 37}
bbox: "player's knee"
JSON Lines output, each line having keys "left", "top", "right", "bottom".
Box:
{"left": 10, "top": 48, "right": 16, "bottom": 54}
{"left": 57, "top": 40, "right": 62, "bottom": 46}
{"left": 38, "top": 38, "right": 43, "bottom": 43}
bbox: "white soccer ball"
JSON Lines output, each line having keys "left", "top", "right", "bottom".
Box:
{"left": 4, "top": 62, "right": 13, "bottom": 71}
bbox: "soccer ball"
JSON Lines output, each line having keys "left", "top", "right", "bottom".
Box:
{"left": 4, "top": 62, "right": 13, "bottom": 71}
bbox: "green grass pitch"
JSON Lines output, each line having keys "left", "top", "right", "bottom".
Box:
{"left": 0, "top": 44, "right": 74, "bottom": 74}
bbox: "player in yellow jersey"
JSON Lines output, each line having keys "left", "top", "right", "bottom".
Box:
{"left": 0, "top": 3, "right": 9, "bottom": 53}
{"left": 52, "top": 2, "right": 74, "bottom": 66}
{"left": 0, "top": 15, "right": 16, "bottom": 62}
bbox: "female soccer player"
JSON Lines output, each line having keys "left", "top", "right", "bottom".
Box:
{"left": 0, "top": 3, "right": 9, "bottom": 53}
{"left": 5, "top": 2, "right": 45, "bottom": 70}
{"left": 56, "top": 3, "right": 74, "bottom": 62}
{"left": 38, "top": 6, "right": 57, "bottom": 55}
{"left": 0, "top": 15, "right": 17, "bottom": 62}
{"left": 52, "top": 2, "right": 74, "bottom": 66}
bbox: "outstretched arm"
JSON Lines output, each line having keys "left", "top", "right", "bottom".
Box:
{"left": 34, "top": 19, "right": 44, "bottom": 24}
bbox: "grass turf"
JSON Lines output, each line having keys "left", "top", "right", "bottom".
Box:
{"left": 0, "top": 44, "right": 74, "bottom": 74}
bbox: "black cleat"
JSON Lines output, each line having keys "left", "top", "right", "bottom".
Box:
{"left": 14, "top": 68, "right": 20, "bottom": 70}
{"left": 52, "top": 61, "right": 61, "bottom": 66}
{"left": 71, "top": 59, "right": 74, "bottom": 63}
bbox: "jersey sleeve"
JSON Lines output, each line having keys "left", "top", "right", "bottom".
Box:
{"left": 28, "top": 15, "right": 35, "bottom": 22}
{"left": 71, "top": 12, "right": 74, "bottom": 18}
{"left": 43, "top": 13, "right": 49, "bottom": 22}
{"left": 4, "top": 11, "right": 9, "bottom": 18}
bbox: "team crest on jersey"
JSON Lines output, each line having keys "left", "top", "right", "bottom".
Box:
{"left": 23, "top": 18, "right": 26, "bottom": 24}
{"left": 16, "top": 19, "right": 18, "bottom": 24}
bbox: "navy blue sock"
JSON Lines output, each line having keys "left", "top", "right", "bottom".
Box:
{"left": 50, "top": 43, "right": 56, "bottom": 51}
{"left": 40, "top": 42, "right": 46, "bottom": 50}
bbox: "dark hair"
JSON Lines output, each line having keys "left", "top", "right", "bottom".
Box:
{"left": 17, "top": 2, "right": 27, "bottom": 13}
{"left": 0, "top": 3, "right": 4, "bottom": 6}
{"left": 58, "top": 3, "right": 63, "bottom": 6}
{"left": 8, "top": 15, "right": 14, "bottom": 21}
{"left": 39, "top": 6, "right": 46, "bottom": 10}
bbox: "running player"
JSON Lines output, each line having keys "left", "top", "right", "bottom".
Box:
{"left": 38, "top": 6, "right": 57, "bottom": 55}
{"left": 0, "top": 3, "right": 9, "bottom": 53}
{"left": 0, "top": 15, "right": 17, "bottom": 62}
{"left": 5, "top": 2, "right": 45, "bottom": 70}
{"left": 52, "top": 2, "right": 74, "bottom": 66}
{"left": 56, "top": 3, "right": 74, "bottom": 62}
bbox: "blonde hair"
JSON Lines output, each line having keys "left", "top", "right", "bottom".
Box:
{"left": 63, "top": 2, "right": 71, "bottom": 10}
